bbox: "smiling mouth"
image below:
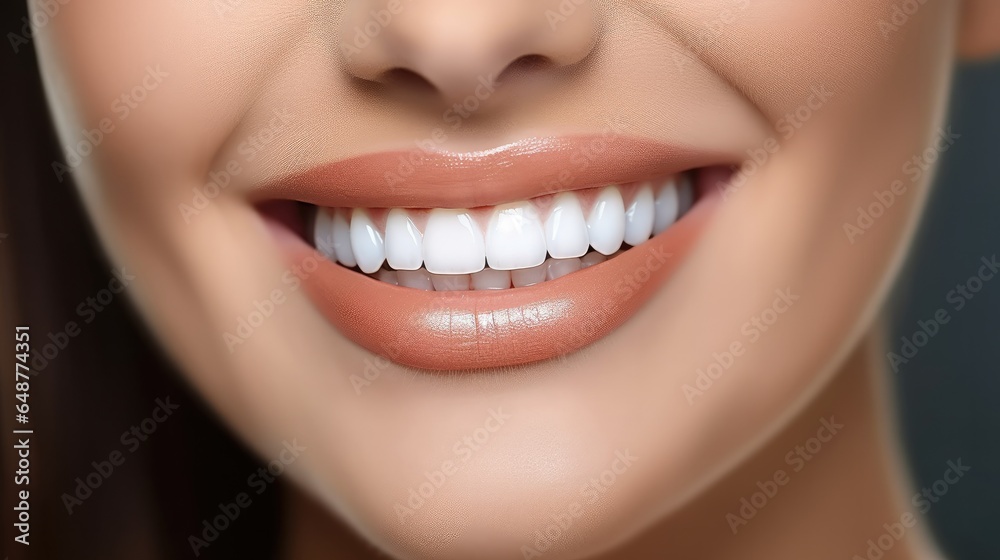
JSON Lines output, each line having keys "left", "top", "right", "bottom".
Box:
{"left": 260, "top": 136, "right": 731, "bottom": 370}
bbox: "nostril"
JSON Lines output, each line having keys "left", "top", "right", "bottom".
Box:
{"left": 337, "top": 1, "right": 599, "bottom": 106}
{"left": 381, "top": 67, "right": 438, "bottom": 96}
{"left": 497, "top": 54, "right": 554, "bottom": 83}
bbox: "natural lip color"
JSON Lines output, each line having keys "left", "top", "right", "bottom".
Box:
{"left": 259, "top": 135, "right": 724, "bottom": 370}
{"left": 273, "top": 192, "right": 717, "bottom": 371}
{"left": 252, "top": 135, "right": 728, "bottom": 209}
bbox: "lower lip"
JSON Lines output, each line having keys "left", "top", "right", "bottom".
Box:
{"left": 272, "top": 188, "right": 719, "bottom": 371}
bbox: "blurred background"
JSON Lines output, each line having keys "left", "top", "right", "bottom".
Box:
{"left": 890, "top": 58, "right": 1000, "bottom": 559}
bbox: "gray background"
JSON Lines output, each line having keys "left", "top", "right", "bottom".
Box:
{"left": 891, "top": 59, "right": 1000, "bottom": 558}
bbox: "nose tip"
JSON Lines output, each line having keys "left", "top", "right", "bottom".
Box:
{"left": 340, "top": 0, "right": 598, "bottom": 103}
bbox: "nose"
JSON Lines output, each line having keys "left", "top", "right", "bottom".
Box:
{"left": 339, "top": 0, "right": 598, "bottom": 103}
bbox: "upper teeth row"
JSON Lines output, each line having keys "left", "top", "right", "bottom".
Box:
{"left": 314, "top": 176, "right": 693, "bottom": 275}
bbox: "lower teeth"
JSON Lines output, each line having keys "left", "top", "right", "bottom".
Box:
{"left": 370, "top": 250, "right": 621, "bottom": 291}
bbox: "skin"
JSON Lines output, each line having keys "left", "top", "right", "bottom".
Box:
{"left": 31, "top": 0, "right": 1000, "bottom": 558}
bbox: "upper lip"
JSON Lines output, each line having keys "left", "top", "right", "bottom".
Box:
{"left": 253, "top": 135, "right": 729, "bottom": 209}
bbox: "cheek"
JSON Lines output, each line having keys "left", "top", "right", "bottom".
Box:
{"left": 34, "top": 0, "right": 312, "bottom": 201}
{"left": 681, "top": 0, "right": 957, "bottom": 303}
{"left": 674, "top": 0, "right": 957, "bottom": 121}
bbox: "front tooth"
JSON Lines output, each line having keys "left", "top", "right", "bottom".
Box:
{"left": 430, "top": 273, "right": 471, "bottom": 291}
{"left": 331, "top": 209, "right": 357, "bottom": 267}
{"left": 350, "top": 208, "right": 385, "bottom": 274}
{"left": 423, "top": 209, "right": 486, "bottom": 274}
{"left": 385, "top": 209, "right": 423, "bottom": 271}
{"left": 511, "top": 262, "right": 547, "bottom": 287}
{"left": 624, "top": 184, "right": 655, "bottom": 246}
{"left": 486, "top": 201, "right": 547, "bottom": 270}
{"left": 653, "top": 178, "right": 679, "bottom": 235}
{"left": 586, "top": 186, "right": 626, "bottom": 255}
{"left": 314, "top": 209, "right": 336, "bottom": 260}
{"left": 546, "top": 257, "right": 581, "bottom": 280}
{"left": 397, "top": 268, "right": 433, "bottom": 291}
{"left": 472, "top": 268, "right": 511, "bottom": 290}
{"left": 544, "top": 192, "right": 590, "bottom": 259}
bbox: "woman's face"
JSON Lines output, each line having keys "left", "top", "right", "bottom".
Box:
{"left": 35, "top": 0, "right": 964, "bottom": 558}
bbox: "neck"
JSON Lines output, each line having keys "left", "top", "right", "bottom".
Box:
{"left": 280, "top": 332, "right": 942, "bottom": 560}
{"left": 599, "top": 331, "right": 942, "bottom": 560}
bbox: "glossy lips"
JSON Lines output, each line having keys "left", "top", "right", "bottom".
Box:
{"left": 265, "top": 136, "right": 724, "bottom": 370}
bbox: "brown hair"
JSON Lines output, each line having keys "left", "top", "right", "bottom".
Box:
{"left": 0, "top": 2, "right": 281, "bottom": 558}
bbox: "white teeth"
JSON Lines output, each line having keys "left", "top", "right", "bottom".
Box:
{"left": 431, "top": 274, "right": 471, "bottom": 291}
{"left": 580, "top": 252, "right": 606, "bottom": 269}
{"left": 331, "top": 210, "right": 357, "bottom": 268}
{"left": 423, "top": 209, "right": 486, "bottom": 275}
{"left": 313, "top": 209, "right": 336, "bottom": 260}
{"left": 546, "top": 257, "right": 581, "bottom": 280}
{"left": 384, "top": 209, "right": 424, "bottom": 271}
{"left": 544, "top": 192, "right": 590, "bottom": 259}
{"left": 511, "top": 262, "right": 548, "bottom": 288}
{"left": 653, "top": 179, "right": 679, "bottom": 235}
{"left": 486, "top": 201, "right": 547, "bottom": 271}
{"left": 313, "top": 173, "right": 697, "bottom": 289}
{"left": 472, "top": 268, "right": 511, "bottom": 290}
{"left": 624, "top": 184, "right": 655, "bottom": 246}
{"left": 350, "top": 208, "right": 385, "bottom": 274}
{"left": 586, "top": 186, "right": 626, "bottom": 255}
{"left": 397, "top": 268, "right": 434, "bottom": 291}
